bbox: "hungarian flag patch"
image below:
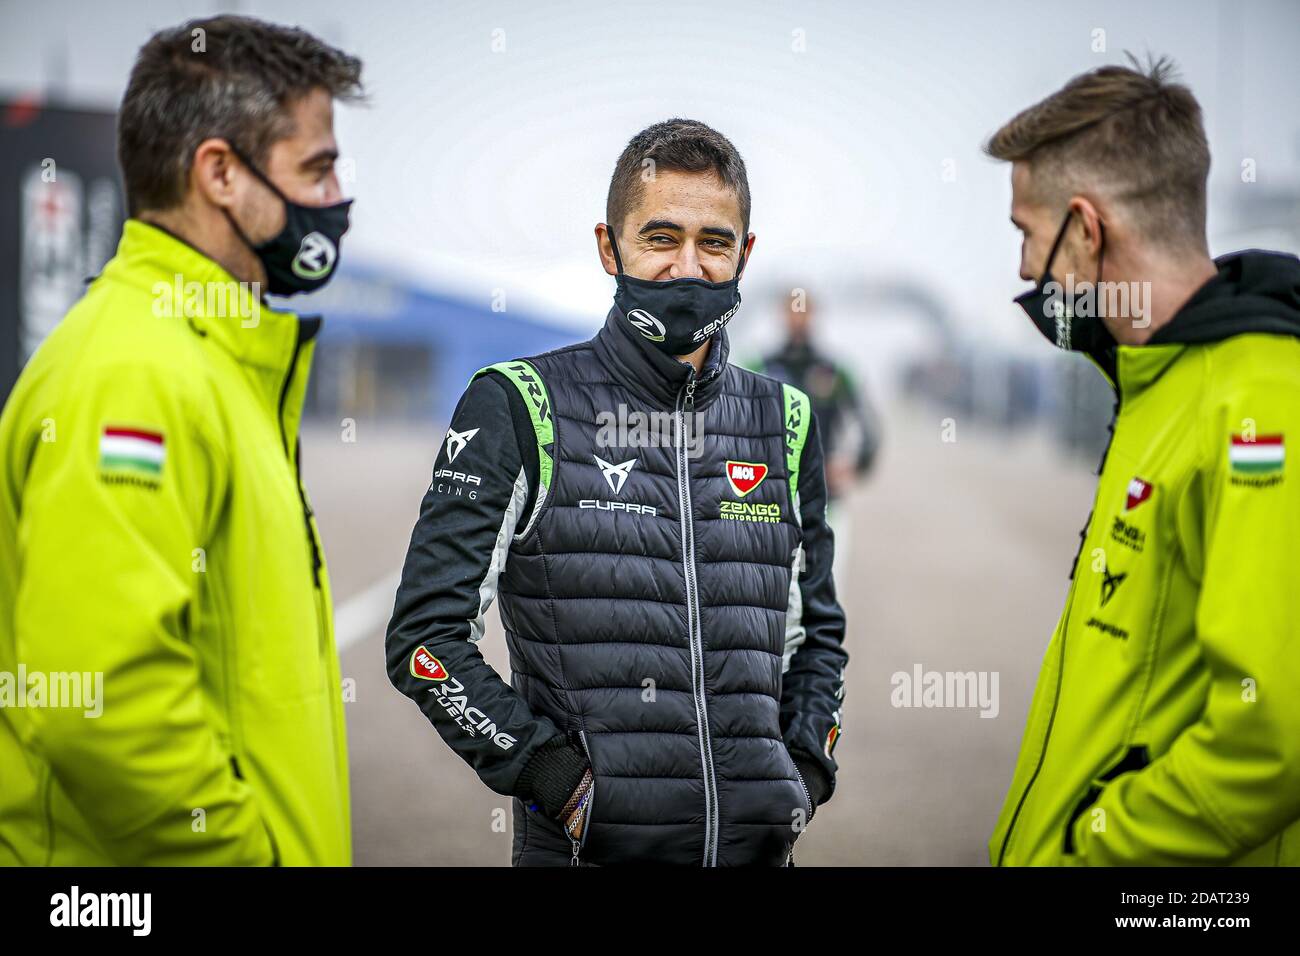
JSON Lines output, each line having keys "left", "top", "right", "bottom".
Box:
{"left": 100, "top": 426, "right": 165, "bottom": 477}
{"left": 410, "top": 646, "right": 449, "bottom": 681}
{"left": 1229, "top": 434, "right": 1284, "bottom": 474}
{"left": 725, "top": 460, "right": 768, "bottom": 497}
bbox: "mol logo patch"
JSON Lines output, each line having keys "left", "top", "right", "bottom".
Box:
{"left": 410, "top": 646, "right": 449, "bottom": 681}
{"left": 725, "top": 460, "right": 768, "bottom": 497}
{"left": 1125, "top": 476, "right": 1153, "bottom": 511}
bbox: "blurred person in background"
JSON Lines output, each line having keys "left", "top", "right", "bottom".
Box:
{"left": 755, "top": 292, "right": 881, "bottom": 579}
{"left": 386, "top": 118, "right": 848, "bottom": 866}
{"left": 757, "top": 292, "right": 881, "bottom": 498}
{"left": 988, "top": 56, "right": 1300, "bottom": 866}
{"left": 0, "top": 16, "right": 360, "bottom": 865}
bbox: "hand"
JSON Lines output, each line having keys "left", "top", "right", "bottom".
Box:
{"left": 826, "top": 455, "right": 856, "bottom": 497}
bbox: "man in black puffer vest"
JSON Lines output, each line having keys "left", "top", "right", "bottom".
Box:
{"left": 386, "top": 119, "right": 848, "bottom": 866}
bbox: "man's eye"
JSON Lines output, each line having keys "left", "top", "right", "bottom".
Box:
{"left": 649, "top": 235, "right": 675, "bottom": 245}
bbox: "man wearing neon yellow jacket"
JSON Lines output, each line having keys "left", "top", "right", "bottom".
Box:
{"left": 986, "top": 56, "right": 1300, "bottom": 865}
{"left": 0, "top": 16, "right": 362, "bottom": 865}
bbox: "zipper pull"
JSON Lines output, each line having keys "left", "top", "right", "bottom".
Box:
{"left": 684, "top": 377, "right": 697, "bottom": 412}
{"left": 570, "top": 838, "right": 581, "bottom": 866}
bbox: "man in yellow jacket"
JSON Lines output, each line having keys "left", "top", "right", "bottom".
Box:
{"left": 986, "top": 56, "right": 1300, "bottom": 865}
{"left": 0, "top": 16, "right": 362, "bottom": 865}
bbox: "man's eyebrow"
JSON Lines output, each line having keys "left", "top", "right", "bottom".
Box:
{"left": 300, "top": 147, "right": 339, "bottom": 168}
{"left": 699, "top": 225, "right": 737, "bottom": 242}
{"left": 637, "top": 219, "right": 683, "bottom": 234}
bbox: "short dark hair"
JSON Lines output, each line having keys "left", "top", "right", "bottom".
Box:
{"left": 984, "top": 54, "right": 1209, "bottom": 250}
{"left": 606, "top": 118, "right": 751, "bottom": 236}
{"left": 117, "top": 15, "right": 364, "bottom": 215}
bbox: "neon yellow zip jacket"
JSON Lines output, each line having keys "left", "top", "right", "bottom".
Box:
{"left": 991, "top": 250, "right": 1300, "bottom": 865}
{"left": 0, "top": 220, "right": 350, "bottom": 865}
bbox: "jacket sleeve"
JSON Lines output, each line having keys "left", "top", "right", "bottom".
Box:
{"left": 779, "top": 412, "right": 849, "bottom": 807}
{"left": 1068, "top": 374, "right": 1300, "bottom": 864}
{"left": 14, "top": 360, "right": 276, "bottom": 865}
{"left": 385, "top": 373, "right": 587, "bottom": 817}
{"left": 839, "top": 366, "right": 881, "bottom": 476}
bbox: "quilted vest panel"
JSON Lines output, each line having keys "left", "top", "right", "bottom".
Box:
{"left": 493, "top": 337, "right": 812, "bottom": 866}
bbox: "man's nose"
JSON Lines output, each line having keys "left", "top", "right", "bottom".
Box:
{"left": 320, "top": 172, "right": 343, "bottom": 205}
{"left": 668, "top": 246, "right": 704, "bottom": 280}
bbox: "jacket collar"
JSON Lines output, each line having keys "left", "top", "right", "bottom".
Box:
{"left": 102, "top": 219, "right": 314, "bottom": 373}
{"left": 591, "top": 304, "right": 730, "bottom": 411}
{"left": 1096, "top": 250, "right": 1300, "bottom": 401}
{"left": 1113, "top": 343, "right": 1185, "bottom": 400}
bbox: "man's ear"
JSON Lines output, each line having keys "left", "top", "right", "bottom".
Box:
{"left": 191, "top": 138, "right": 239, "bottom": 209}
{"left": 1066, "top": 196, "right": 1104, "bottom": 259}
{"left": 737, "top": 232, "right": 756, "bottom": 278}
{"left": 594, "top": 222, "right": 617, "bottom": 276}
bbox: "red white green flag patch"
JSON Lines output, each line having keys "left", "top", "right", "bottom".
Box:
{"left": 1229, "top": 434, "right": 1284, "bottom": 474}
{"left": 725, "top": 460, "right": 768, "bottom": 497}
{"left": 824, "top": 723, "right": 841, "bottom": 758}
{"left": 100, "top": 427, "right": 165, "bottom": 476}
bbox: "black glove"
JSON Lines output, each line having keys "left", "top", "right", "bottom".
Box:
{"left": 792, "top": 750, "right": 833, "bottom": 818}
{"left": 515, "top": 734, "right": 590, "bottom": 821}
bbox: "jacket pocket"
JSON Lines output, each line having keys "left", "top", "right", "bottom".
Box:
{"left": 792, "top": 760, "right": 814, "bottom": 826}
{"left": 777, "top": 741, "right": 813, "bottom": 845}
{"left": 1063, "top": 744, "right": 1151, "bottom": 854}
{"left": 567, "top": 729, "right": 597, "bottom": 866}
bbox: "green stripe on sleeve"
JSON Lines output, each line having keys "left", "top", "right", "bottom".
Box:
{"left": 471, "top": 360, "right": 554, "bottom": 495}
{"left": 782, "top": 382, "right": 811, "bottom": 495}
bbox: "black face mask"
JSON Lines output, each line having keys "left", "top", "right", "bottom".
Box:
{"left": 225, "top": 146, "right": 352, "bottom": 296}
{"left": 1014, "top": 211, "right": 1113, "bottom": 354}
{"left": 608, "top": 230, "right": 747, "bottom": 355}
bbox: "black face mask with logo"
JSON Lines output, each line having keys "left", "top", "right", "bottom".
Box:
{"left": 224, "top": 145, "right": 353, "bottom": 296}
{"left": 1014, "top": 210, "right": 1114, "bottom": 354}
{"left": 608, "top": 230, "right": 747, "bottom": 356}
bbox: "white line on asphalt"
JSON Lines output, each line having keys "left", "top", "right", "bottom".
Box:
{"left": 333, "top": 570, "right": 402, "bottom": 652}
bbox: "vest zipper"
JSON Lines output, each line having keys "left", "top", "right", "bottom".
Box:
{"left": 675, "top": 371, "right": 719, "bottom": 866}
{"left": 793, "top": 761, "right": 813, "bottom": 823}
{"left": 570, "top": 729, "right": 596, "bottom": 866}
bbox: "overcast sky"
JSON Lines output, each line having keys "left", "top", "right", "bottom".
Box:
{"left": 2, "top": 0, "right": 1297, "bottom": 354}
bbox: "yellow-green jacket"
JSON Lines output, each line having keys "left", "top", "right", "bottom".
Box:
{"left": 0, "top": 220, "right": 350, "bottom": 865}
{"left": 992, "top": 250, "right": 1300, "bottom": 865}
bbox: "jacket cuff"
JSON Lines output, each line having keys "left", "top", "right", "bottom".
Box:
{"left": 515, "top": 734, "right": 590, "bottom": 820}
{"left": 792, "top": 750, "right": 834, "bottom": 808}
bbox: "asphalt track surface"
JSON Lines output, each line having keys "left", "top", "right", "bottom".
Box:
{"left": 304, "top": 407, "right": 1098, "bottom": 865}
